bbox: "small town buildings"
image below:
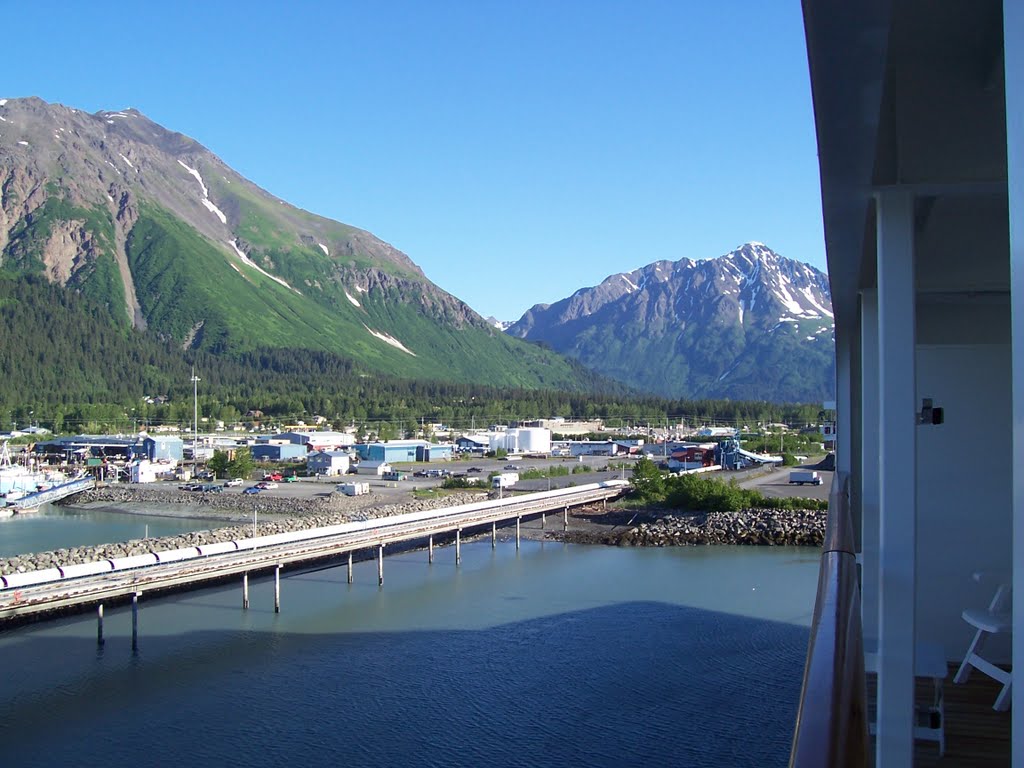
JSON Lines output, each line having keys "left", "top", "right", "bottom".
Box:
{"left": 356, "top": 460, "right": 392, "bottom": 477}
{"left": 306, "top": 450, "right": 351, "bottom": 476}
{"left": 455, "top": 434, "right": 490, "bottom": 453}
{"left": 271, "top": 431, "right": 355, "bottom": 452}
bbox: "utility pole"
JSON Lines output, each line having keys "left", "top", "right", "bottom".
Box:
{"left": 191, "top": 367, "right": 201, "bottom": 475}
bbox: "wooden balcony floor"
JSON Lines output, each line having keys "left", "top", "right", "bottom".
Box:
{"left": 867, "top": 665, "right": 1010, "bottom": 766}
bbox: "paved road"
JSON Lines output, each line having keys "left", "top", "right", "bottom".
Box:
{"left": 173, "top": 454, "right": 631, "bottom": 505}
{"left": 736, "top": 464, "right": 832, "bottom": 501}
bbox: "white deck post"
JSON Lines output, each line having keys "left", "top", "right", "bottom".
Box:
{"left": 874, "top": 187, "right": 917, "bottom": 766}
{"left": 835, "top": 330, "right": 854, "bottom": 477}
{"left": 1004, "top": 1, "right": 1024, "bottom": 754}
{"left": 860, "top": 289, "right": 880, "bottom": 643}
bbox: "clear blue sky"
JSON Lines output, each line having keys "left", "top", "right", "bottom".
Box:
{"left": 5, "top": 1, "right": 824, "bottom": 321}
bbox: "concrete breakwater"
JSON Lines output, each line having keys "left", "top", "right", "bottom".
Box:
{"left": 617, "top": 508, "right": 826, "bottom": 547}
{"left": 0, "top": 488, "right": 487, "bottom": 576}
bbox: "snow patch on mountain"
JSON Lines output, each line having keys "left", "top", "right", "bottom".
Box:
{"left": 202, "top": 198, "right": 227, "bottom": 224}
{"left": 228, "top": 239, "right": 301, "bottom": 295}
{"left": 363, "top": 325, "right": 415, "bottom": 356}
{"left": 177, "top": 160, "right": 208, "bottom": 197}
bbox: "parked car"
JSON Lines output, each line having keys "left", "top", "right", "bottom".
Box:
{"left": 263, "top": 472, "right": 283, "bottom": 482}
{"left": 284, "top": 475, "right": 298, "bottom": 483}
{"left": 224, "top": 478, "right": 243, "bottom": 487}
{"left": 504, "top": 464, "right": 519, "bottom": 470}
{"left": 243, "top": 486, "right": 262, "bottom": 495}
{"left": 467, "top": 467, "right": 483, "bottom": 473}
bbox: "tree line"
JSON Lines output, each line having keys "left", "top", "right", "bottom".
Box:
{"left": 0, "top": 274, "right": 827, "bottom": 435}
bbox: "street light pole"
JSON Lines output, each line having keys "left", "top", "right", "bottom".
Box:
{"left": 191, "top": 367, "right": 201, "bottom": 475}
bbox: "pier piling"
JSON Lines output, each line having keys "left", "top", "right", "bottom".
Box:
{"left": 491, "top": 522, "right": 496, "bottom": 548}
{"left": 429, "top": 535, "right": 434, "bottom": 564}
{"left": 131, "top": 592, "right": 140, "bottom": 652}
{"left": 378, "top": 544, "right": 384, "bottom": 586}
{"left": 563, "top": 507, "right": 569, "bottom": 531}
{"left": 347, "top": 551, "right": 353, "bottom": 584}
{"left": 516, "top": 517, "right": 520, "bottom": 550}
{"left": 96, "top": 603, "right": 104, "bottom": 647}
{"left": 243, "top": 573, "right": 249, "bottom": 610}
{"left": 541, "top": 512, "right": 546, "bottom": 529}
{"left": 274, "top": 566, "right": 281, "bottom": 613}
{"left": 456, "top": 529, "right": 461, "bottom": 565}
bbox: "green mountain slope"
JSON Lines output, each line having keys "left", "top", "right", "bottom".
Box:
{"left": 0, "top": 96, "right": 590, "bottom": 391}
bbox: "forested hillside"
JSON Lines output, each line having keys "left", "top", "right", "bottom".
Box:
{"left": 0, "top": 276, "right": 822, "bottom": 434}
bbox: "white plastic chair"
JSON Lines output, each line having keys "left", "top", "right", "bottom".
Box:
{"left": 953, "top": 579, "right": 1012, "bottom": 711}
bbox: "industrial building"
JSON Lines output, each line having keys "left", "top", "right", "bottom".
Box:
{"left": 33, "top": 435, "right": 183, "bottom": 464}
{"left": 355, "top": 441, "right": 453, "bottom": 463}
{"left": 250, "top": 443, "right": 307, "bottom": 462}
{"left": 269, "top": 431, "right": 355, "bottom": 451}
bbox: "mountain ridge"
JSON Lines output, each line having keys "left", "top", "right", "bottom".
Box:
{"left": 507, "top": 243, "right": 836, "bottom": 402}
{"left": 0, "top": 96, "right": 591, "bottom": 391}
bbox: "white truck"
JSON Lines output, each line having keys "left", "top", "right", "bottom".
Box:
{"left": 788, "top": 470, "right": 823, "bottom": 486}
{"left": 337, "top": 481, "right": 370, "bottom": 496}
{"left": 492, "top": 472, "right": 519, "bottom": 489}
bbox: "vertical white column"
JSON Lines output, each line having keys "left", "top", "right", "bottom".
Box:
{"left": 347, "top": 551, "right": 353, "bottom": 584}
{"left": 874, "top": 187, "right": 916, "bottom": 767}
{"left": 492, "top": 522, "right": 496, "bottom": 547}
{"left": 1004, "top": 2, "right": 1024, "bottom": 755}
{"left": 378, "top": 544, "right": 384, "bottom": 586}
{"left": 428, "top": 535, "right": 434, "bottom": 564}
{"left": 274, "top": 565, "right": 281, "bottom": 613}
{"left": 456, "top": 529, "right": 462, "bottom": 565}
{"left": 97, "top": 603, "right": 105, "bottom": 647}
{"left": 243, "top": 572, "right": 249, "bottom": 610}
{"left": 860, "top": 289, "right": 881, "bottom": 643}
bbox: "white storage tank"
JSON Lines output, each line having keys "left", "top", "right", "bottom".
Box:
{"left": 516, "top": 427, "right": 551, "bottom": 454}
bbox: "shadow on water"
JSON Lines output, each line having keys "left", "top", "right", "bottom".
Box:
{"left": 0, "top": 600, "right": 807, "bottom": 768}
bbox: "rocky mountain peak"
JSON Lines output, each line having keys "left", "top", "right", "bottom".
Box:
{"left": 506, "top": 243, "right": 835, "bottom": 401}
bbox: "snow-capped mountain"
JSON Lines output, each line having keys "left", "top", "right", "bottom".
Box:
{"left": 507, "top": 243, "right": 836, "bottom": 402}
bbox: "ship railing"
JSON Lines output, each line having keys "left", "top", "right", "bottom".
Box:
{"left": 789, "top": 470, "right": 869, "bottom": 767}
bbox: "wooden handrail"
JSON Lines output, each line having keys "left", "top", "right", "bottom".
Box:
{"left": 789, "top": 471, "right": 870, "bottom": 767}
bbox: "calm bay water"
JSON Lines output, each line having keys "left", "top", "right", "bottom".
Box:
{"left": 0, "top": 528, "right": 818, "bottom": 767}
{"left": 0, "top": 504, "right": 229, "bottom": 557}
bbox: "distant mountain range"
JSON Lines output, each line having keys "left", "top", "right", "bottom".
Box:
{"left": 506, "top": 243, "right": 835, "bottom": 402}
{"left": 0, "top": 97, "right": 834, "bottom": 404}
{"left": 0, "top": 97, "right": 591, "bottom": 391}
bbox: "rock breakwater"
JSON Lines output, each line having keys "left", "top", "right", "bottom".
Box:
{"left": 1, "top": 489, "right": 487, "bottom": 576}
{"left": 617, "top": 508, "right": 825, "bottom": 547}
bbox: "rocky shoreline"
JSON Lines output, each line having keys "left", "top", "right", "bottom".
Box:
{"left": 0, "top": 486, "right": 488, "bottom": 576}
{"left": 547, "top": 507, "right": 826, "bottom": 547}
{"left": 618, "top": 508, "right": 825, "bottom": 546}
